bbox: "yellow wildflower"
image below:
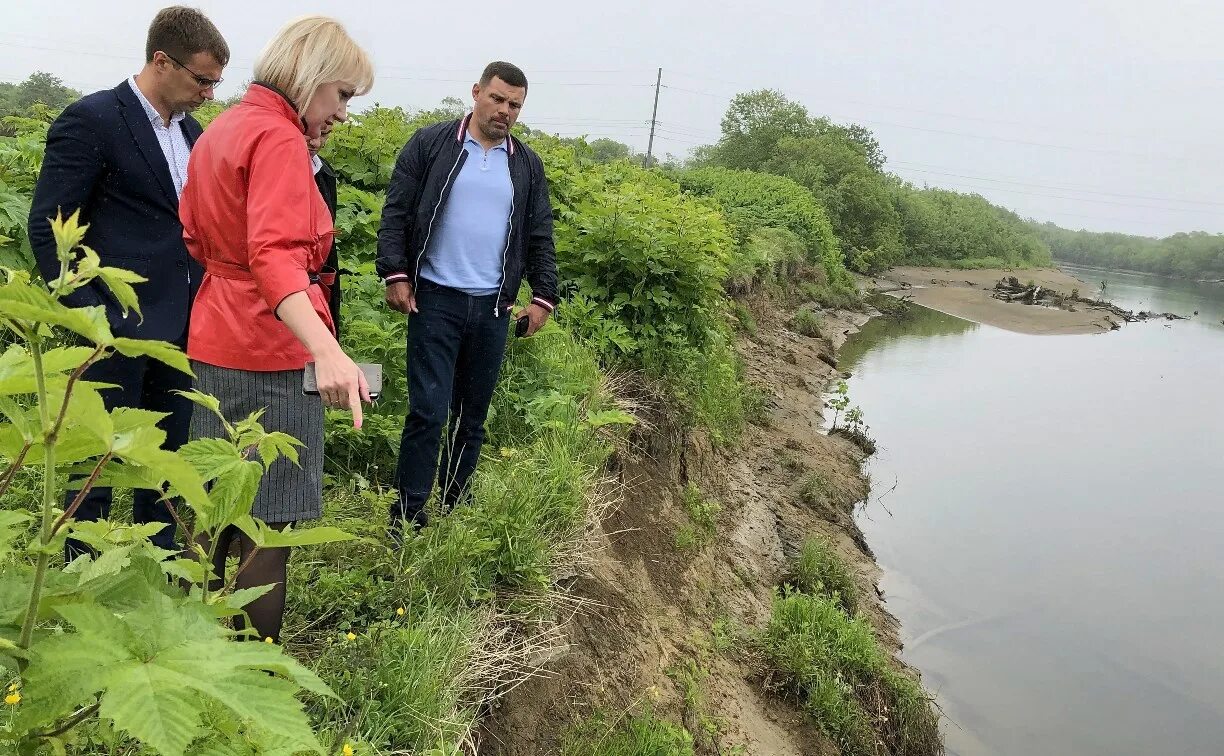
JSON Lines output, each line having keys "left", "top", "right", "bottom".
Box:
{"left": 499, "top": 447, "right": 515, "bottom": 458}
{"left": 264, "top": 637, "right": 275, "bottom": 644}
{"left": 345, "top": 632, "right": 357, "bottom": 641}
{"left": 4, "top": 692, "right": 19, "bottom": 705}
{"left": 5, "top": 683, "right": 17, "bottom": 693}
{"left": 396, "top": 607, "right": 405, "bottom": 617}
{"left": 342, "top": 745, "right": 355, "bottom": 756}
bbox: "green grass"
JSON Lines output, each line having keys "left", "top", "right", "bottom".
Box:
{"left": 675, "top": 484, "right": 720, "bottom": 550}
{"left": 778, "top": 449, "right": 807, "bottom": 474}
{"left": 683, "top": 484, "right": 719, "bottom": 532}
{"left": 284, "top": 321, "right": 627, "bottom": 751}
{"left": 308, "top": 611, "right": 479, "bottom": 751}
{"left": 797, "top": 472, "right": 830, "bottom": 507}
{"left": 562, "top": 710, "right": 695, "bottom": 756}
{"left": 667, "top": 660, "right": 721, "bottom": 752}
{"left": 742, "top": 383, "right": 770, "bottom": 427}
{"left": 710, "top": 617, "right": 738, "bottom": 653}
{"left": 760, "top": 585, "right": 940, "bottom": 756}
{"left": 920, "top": 256, "right": 1043, "bottom": 270}
{"left": 791, "top": 308, "right": 823, "bottom": 338}
{"left": 791, "top": 537, "right": 858, "bottom": 616}
{"left": 680, "top": 335, "right": 749, "bottom": 447}
{"left": 798, "top": 280, "right": 863, "bottom": 311}
{"left": 730, "top": 302, "right": 758, "bottom": 336}
{"left": 674, "top": 524, "right": 700, "bottom": 550}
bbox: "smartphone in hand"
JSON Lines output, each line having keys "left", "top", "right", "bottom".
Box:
{"left": 514, "top": 315, "right": 530, "bottom": 338}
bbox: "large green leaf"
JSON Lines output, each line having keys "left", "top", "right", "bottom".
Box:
{"left": 179, "top": 437, "right": 245, "bottom": 481}
{"left": 205, "top": 460, "right": 262, "bottom": 530}
{"left": 95, "top": 264, "right": 146, "bottom": 319}
{"left": 0, "top": 566, "right": 33, "bottom": 625}
{"left": 0, "top": 395, "right": 35, "bottom": 440}
{"left": 0, "top": 510, "right": 31, "bottom": 560}
{"left": 0, "top": 275, "right": 111, "bottom": 343}
{"left": 110, "top": 406, "right": 171, "bottom": 434}
{"left": 97, "top": 667, "right": 204, "bottom": 754}
{"left": 0, "top": 344, "right": 94, "bottom": 395}
{"left": 24, "top": 593, "right": 329, "bottom": 754}
{"left": 234, "top": 517, "right": 356, "bottom": 550}
{"left": 64, "top": 451, "right": 211, "bottom": 523}
{"left": 109, "top": 414, "right": 167, "bottom": 457}
{"left": 222, "top": 584, "right": 276, "bottom": 610}
{"left": 21, "top": 424, "right": 109, "bottom": 465}
{"left": 47, "top": 375, "right": 113, "bottom": 444}
{"left": 256, "top": 432, "right": 302, "bottom": 469}
{"left": 176, "top": 389, "right": 225, "bottom": 424}
{"left": 112, "top": 337, "right": 192, "bottom": 376}
{"left": 130, "top": 450, "right": 212, "bottom": 519}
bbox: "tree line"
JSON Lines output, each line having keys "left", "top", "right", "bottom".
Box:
{"left": 1031, "top": 222, "right": 1224, "bottom": 280}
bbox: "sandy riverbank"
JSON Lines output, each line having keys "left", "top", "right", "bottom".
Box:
{"left": 871, "top": 266, "right": 1114, "bottom": 335}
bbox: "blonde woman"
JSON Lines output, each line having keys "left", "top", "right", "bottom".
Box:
{"left": 179, "top": 16, "right": 373, "bottom": 642}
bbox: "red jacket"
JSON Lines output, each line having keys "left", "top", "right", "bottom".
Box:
{"left": 181, "top": 83, "right": 335, "bottom": 372}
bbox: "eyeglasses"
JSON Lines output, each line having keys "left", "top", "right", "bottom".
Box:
{"left": 163, "top": 52, "right": 223, "bottom": 89}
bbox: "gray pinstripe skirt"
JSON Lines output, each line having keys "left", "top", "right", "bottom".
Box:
{"left": 189, "top": 361, "right": 324, "bottom": 523}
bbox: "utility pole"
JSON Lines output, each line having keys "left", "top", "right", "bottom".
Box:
{"left": 643, "top": 67, "right": 661, "bottom": 168}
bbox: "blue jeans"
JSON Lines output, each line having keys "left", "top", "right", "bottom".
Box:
{"left": 393, "top": 279, "right": 510, "bottom": 527}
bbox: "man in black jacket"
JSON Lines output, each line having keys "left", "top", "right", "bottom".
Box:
{"left": 28, "top": 7, "right": 229, "bottom": 554}
{"left": 376, "top": 61, "right": 559, "bottom": 531}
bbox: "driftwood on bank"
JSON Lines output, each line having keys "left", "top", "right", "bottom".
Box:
{"left": 991, "top": 277, "right": 1189, "bottom": 325}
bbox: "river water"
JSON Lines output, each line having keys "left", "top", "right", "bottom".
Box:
{"left": 841, "top": 265, "right": 1224, "bottom": 756}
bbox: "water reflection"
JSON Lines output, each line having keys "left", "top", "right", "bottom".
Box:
{"left": 845, "top": 268, "right": 1224, "bottom": 756}
{"left": 839, "top": 301, "right": 978, "bottom": 371}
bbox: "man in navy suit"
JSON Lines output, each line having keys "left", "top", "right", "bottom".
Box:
{"left": 28, "top": 6, "right": 229, "bottom": 555}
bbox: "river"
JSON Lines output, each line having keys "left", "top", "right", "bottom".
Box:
{"left": 841, "top": 265, "right": 1224, "bottom": 756}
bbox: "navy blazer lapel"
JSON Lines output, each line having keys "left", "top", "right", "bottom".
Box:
{"left": 181, "top": 116, "right": 203, "bottom": 148}
{"left": 114, "top": 82, "right": 178, "bottom": 207}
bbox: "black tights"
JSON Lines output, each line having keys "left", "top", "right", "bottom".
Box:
{"left": 199, "top": 523, "right": 293, "bottom": 643}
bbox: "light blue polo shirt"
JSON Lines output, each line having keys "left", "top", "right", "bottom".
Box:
{"left": 419, "top": 133, "right": 513, "bottom": 296}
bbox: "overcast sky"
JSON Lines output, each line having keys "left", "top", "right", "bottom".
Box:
{"left": 3, "top": 0, "right": 1221, "bottom": 237}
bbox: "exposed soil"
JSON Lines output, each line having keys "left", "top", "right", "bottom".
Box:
{"left": 874, "top": 266, "right": 1115, "bottom": 335}
{"left": 478, "top": 291, "right": 920, "bottom": 755}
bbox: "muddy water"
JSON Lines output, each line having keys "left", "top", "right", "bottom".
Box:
{"left": 841, "top": 266, "right": 1224, "bottom": 756}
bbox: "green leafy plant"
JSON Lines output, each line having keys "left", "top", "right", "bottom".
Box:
{"left": 826, "top": 380, "right": 850, "bottom": 430}
{"left": 562, "top": 708, "right": 695, "bottom": 756}
{"left": 791, "top": 307, "right": 822, "bottom": 338}
{"left": 791, "top": 537, "right": 858, "bottom": 616}
{"left": 797, "top": 472, "right": 830, "bottom": 507}
{"left": 761, "top": 588, "right": 940, "bottom": 756}
{"left": 675, "top": 483, "right": 719, "bottom": 550}
{"left": 0, "top": 212, "right": 351, "bottom": 754}
{"left": 730, "top": 302, "right": 757, "bottom": 336}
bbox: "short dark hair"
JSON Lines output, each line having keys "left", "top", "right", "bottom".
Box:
{"left": 480, "top": 61, "right": 527, "bottom": 92}
{"left": 146, "top": 6, "right": 230, "bottom": 66}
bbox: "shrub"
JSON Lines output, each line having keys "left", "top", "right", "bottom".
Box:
{"left": 792, "top": 536, "right": 858, "bottom": 615}
{"left": 563, "top": 710, "right": 696, "bottom": 756}
{"left": 761, "top": 590, "right": 940, "bottom": 756}
{"left": 731, "top": 302, "right": 758, "bottom": 336}
{"left": 791, "top": 308, "right": 823, "bottom": 338}
{"left": 677, "top": 166, "right": 851, "bottom": 290}
{"left": 797, "top": 473, "right": 830, "bottom": 507}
